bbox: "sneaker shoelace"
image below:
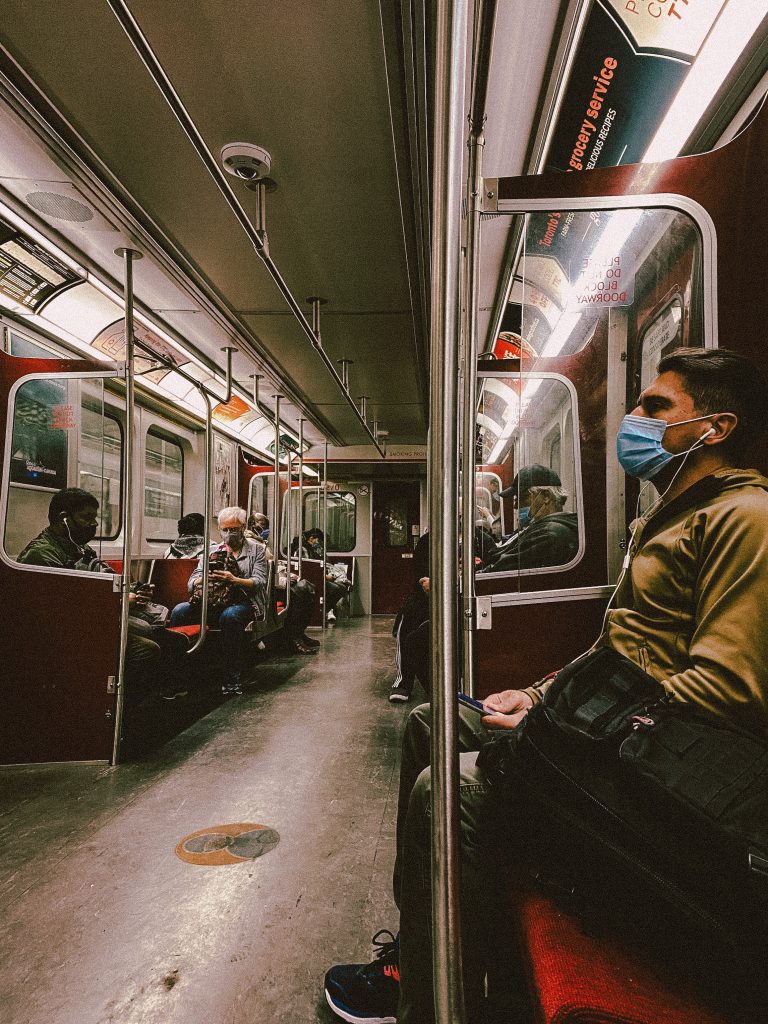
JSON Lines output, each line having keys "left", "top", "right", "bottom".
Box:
{"left": 371, "top": 929, "right": 399, "bottom": 965}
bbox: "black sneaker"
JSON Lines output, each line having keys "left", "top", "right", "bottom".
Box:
{"left": 300, "top": 633, "right": 321, "bottom": 648}
{"left": 324, "top": 930, "right": 399, "bottom": 1023}
{"left": 389, "top": 683, "right": 411, "bottom": 704}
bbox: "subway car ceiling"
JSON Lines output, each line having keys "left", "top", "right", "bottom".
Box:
{"left": 1, "top": 1, "right": 767, "bottom": 468}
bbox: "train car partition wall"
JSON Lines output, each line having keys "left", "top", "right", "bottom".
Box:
{"left": 0, "top": 352, "right": 124, "bottom": 763}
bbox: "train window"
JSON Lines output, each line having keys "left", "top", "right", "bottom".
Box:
{"left": 475, "top": 374, "right": 582, "bottom": 579}
{"left": 8, "top": 328, "right": 59, "bottom": 359}
{"left": 144, "top": 429, "right": 183, "bottom": 541}
{"left": 3, "top": 373, "right": 125, "bottom": 566}
{"left": 488, "top": 201, "right": 707, "bottom": 586}
{"left": 383, "top": 496, "right": 408, "bottom": 547}
{"left": 78, "top": 400, "right": 122, "bottom": 539}
{"left": 303, "top": 490, "right": 356, "bottom": 552}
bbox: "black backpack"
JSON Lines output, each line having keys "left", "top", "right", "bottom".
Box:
{"left": 479, "top": 648, "right": 768, "bottom": 1016}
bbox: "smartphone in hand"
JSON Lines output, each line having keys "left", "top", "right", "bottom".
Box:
{"left": 457, "top": 692, "right": 498, "bottom": 716}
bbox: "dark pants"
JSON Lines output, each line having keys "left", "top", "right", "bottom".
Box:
{"left": 276, "top": 583, "right": 315, "bottom": 640}
{"left": 324, "top": 579, "right": 348, "bottom": 614}
{"left": 170, "top": 601, "right": 253, "bottom": 680}
{"left": 393, "top": 703, "right": 507, "bottom": 1024}
{"left": 394, "top": 588, "right": 430, "bottom": 694}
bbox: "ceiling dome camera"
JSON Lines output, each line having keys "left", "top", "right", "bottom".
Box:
{"left": 220, "top": 142, "right": 272, "bottom": 181}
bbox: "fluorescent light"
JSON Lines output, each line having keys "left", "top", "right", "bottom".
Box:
{"left": 643, "top": 0, "right": 768, "bottom": 163}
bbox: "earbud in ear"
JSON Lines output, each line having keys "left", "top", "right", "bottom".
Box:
{"left": 701, "top": 427, "right": 716, "bottom": 439}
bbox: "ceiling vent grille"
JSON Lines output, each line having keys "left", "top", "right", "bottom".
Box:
{"left": 24, "top": 191, "right": 94, "bottom": 223}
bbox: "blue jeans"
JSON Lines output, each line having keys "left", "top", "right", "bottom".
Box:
{"left": 170, "top": 601, "right": 253, "bottom": 679}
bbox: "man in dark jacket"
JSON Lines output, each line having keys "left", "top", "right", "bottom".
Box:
{"left": 481, "top": 464, "right": 578, "bottom": 572}
{"left": 389, "top": 532, "right": 430, "bottom": 703}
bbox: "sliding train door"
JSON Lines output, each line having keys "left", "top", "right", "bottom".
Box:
{"left": 0, "top": 352, "right": 123, "bottom": 763}
{"left": 472, "top": 98, "right": 768, "bottom": 697}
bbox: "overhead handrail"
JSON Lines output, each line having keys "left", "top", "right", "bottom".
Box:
{"left": 106, "top": 0, "right": 386, "bottom": 457}
{"left": 430, "top": 0, "right": 469, "bottom": 1022}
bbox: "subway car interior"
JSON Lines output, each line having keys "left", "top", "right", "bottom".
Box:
{"left": 1, "top": 2, "right": 767, "bottom": 1022}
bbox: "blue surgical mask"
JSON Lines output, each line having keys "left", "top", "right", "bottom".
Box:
{"left": 517, "top": 506, "right": 532, "bottom": 529}
{"left": 616, "top": 414, "right": 715, "bottom": 480}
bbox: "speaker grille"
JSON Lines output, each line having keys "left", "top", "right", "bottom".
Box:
{"left": 25, "top": 191, "right": 94, "bottom": 223}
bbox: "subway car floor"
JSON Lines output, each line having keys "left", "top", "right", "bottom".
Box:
{"left": 0, "top": 616, "right": 414, "bottom": 1024}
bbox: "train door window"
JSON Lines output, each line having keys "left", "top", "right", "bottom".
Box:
{"left": 79, "top": 398, "right": 123, "bottom": 539}
{"left": 384, "top": 496, "right": 408, "bottom": 547}
{"left": 303, "top": 490, "right": 356, "bottom": 552}
{"left": 144, "top": 429, "right": 183, "bottom": 541}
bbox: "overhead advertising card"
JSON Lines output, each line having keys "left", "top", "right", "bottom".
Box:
{"left": 0, "top": 218, "right": 81, "bottom": 311}
{"left": 92, "top": 320, "right": 185, "bottom": 382}
{"left": 545, "top": 0, "right": 728, "bottom": 175}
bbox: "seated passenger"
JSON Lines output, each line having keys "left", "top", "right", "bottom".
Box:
{"left": 164, "top": 512, "right": 206, "bottom": 558}
{"left": 324, "top": 347, "right": 768, "bottom": 1024}
{"left": 481, "top": 465, "right": 578, "bottom": 572}
{"left": 17, "top": 487, "right": 166, "bottom": 699}
{"left": 292, "top": 529, "right": 352, "bottom": 623}
{"left": 246, "top": 512, "right": 270, "bottom": 544}
{"left": 170, "top": 506, "right": 267, "bottom": 694}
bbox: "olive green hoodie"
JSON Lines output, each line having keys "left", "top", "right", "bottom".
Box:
{"left": 526, "top": 469, "right": 768, "bottom": 735}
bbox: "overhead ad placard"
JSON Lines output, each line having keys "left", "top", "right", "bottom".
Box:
{"left": 546, "top": 0, "right": 728, "bottom": 174}
{"left": 0, "top": 218, "right": 82, "bottom": 311}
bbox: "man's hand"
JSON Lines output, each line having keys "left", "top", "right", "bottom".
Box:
{"left": 481, "top": 688, "right": 533, "bottom": 731}
{"left": 419, "top": 577, "right": 430, "bottom": 593}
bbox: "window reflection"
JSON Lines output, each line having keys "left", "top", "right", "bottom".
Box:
{"left": 476, "top": 375, "right": 580, "bottom": 575}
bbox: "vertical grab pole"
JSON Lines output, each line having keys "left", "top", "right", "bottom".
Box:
{"left": 430, "top": 0, "right": 468, "bottom": 1021}
{"left": 273, "top": 395, "right": 287, "bottom": 610}
{"left": 322, "top": 439, "right": 328, "bottom": 631}
{"left": 298, "top": 419, "right": 305, "bottom": 581}
{"left": 112, "top": 246, "right": 142, "bottom": 767}
{"left": 461, "top": 128, "right": 484, "bottom": 698}
{"left": 185, "top": 383, "right": 212, "bottom": 655}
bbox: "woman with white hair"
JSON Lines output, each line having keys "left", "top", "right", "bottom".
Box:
{"left": 170, "top": 506, "right": 268, "bottom": 694}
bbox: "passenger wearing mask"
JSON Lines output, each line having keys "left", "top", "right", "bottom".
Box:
{"left": 170, "top": 506, "right": 267, "bottom": 694}
{"left": 324, "top": 348, "right": 768, "bottom": 1024}
{"left": 292, "top": 528, "right": 352, "bottom": 623}
{"left": 481, "top": 464, "right": 578, "bottom": 572}
{"left": 17, "top": 487, "right": 178, "bottom": 698}
{"left": 164, "top": 512, "right": 206, "bottom": 559}
{"left": 246, "top": 512, "right": 270, "bottom": 545}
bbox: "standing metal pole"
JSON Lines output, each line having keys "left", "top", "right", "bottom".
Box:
{"left": 112, "top": 246, "right": 142, "bottom": 766}
{"left": 322, "top": 440, "right": 328, "bottom": 632}
{"left": 185, "top": 384, "right": 212, "bottom": 655}
{"left": 460, "top": 129, "right": 484, "bottom": 698}
{"left": 298, "top": 419, "right": 305, "bottom": 581}
{"left": 430, "top": 0, "right": 468, "bottom": 1021}
{"left": 272, "top": 396, "right": 288, "bottom": 610}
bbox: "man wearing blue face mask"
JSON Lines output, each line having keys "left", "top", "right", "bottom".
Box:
{"left": 170, "top": 506, "right": 267, "bottom": 694}
{"left": 324, "top": 347, "right": 768, "bottom": 1024}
